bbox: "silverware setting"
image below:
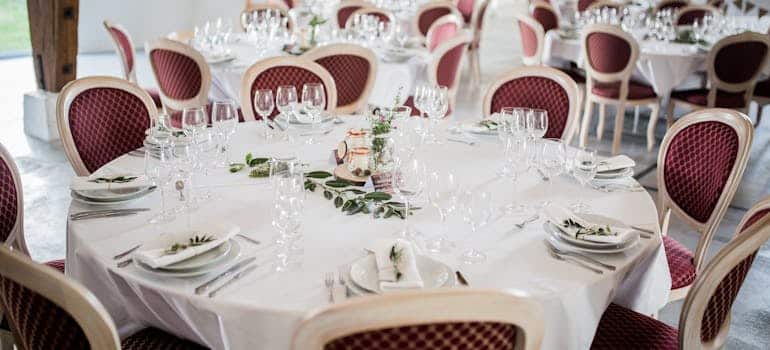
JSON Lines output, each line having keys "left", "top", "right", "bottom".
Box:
{"left": 545, "top": 239, "right": 616, "bottom": 271}
{"left": 208, "top": 263, "right": 258, "bottom": 298}
{"left": 70, "top": 211, "right": 139, "bottom": 221}
{"left": 300, "top": 129, "right": 334, "bottom": 137}
{"left": 630, "top": 225, "right": 654, "bottom": 239}
{"left": 545, "top": 244, "right": 603, "bottom": 274}
{"left": 337, "top": 268, "right": 351, "bottom": 298}
{"left": 117, "top": 259, "right": 133, "bottom": 268}
{"left": 113, "top": 244, "right": 143, "bottom": 260}
{"left": 446, "top": 137, "right": 477, "bottom": 146}
{"left": 592, "top": 183, "right": 645, "bottom": 193}
{"left": 71, "top": 208, "right": 150, "bottom": 220}
{"left": 195, "top": 257, "right": 257, "bottom": 294}
{"left": 513, "top": 214, "right": 540, "bottom": 230}
{"left": 324, "top": 272, "right": 335, "bottom": 303}
{"left": 455, "top": 270, "right": 470, "bottom": 286}
{"left": 236, "top": 234, "right": 261, "bottom": 245}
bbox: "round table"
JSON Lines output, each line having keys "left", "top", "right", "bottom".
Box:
{"left": 66, "top": 118, "right": 670, "bottom": 350}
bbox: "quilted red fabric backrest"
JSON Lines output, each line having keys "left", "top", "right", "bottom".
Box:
{"left": 324, "top": 322, "right": 517, "bottom": 350}
{"left": 149, "top": 49, "right": 203, "bottom": 100}
{"left": 108, "top": 27, "right": 134, "bottom": 76}
{"left": 0, "top": 155, "right": 18, "bottom": 244}
{"left": 67, "top": 87, "right": 151, "bottom": 173}
{"left": 429, "top": 22, "right": 459, "bottom": 52}
{"left": 338, "top": 6, "right": 363, "bottom": 28}
{"left": 663, "top": 121, "right": 739, "bottom": 223}
{"left": 249, "top": 66, "right": 329, "bottom": 120}
{"left": 0, "top": 275, "right": 90, "bottom": 350}
{"left": 578, "top": 0, "right": 597, "bottom": 11}
{"left": 713, "top": 41, "right": 768, "bottom": 84}
{"left": 314, "top": 55, "right": 370, "bottom": 108}
{"left": 418, "top": 7, "right": 452, "bottom": 36}
{"left": 699, "top": 208, "right": 770, "bottom": 342}
{"left": 490, "top": 76, "right": 571, "bottom": 139}
{"left": 518, "top": 19, "right": 539, "bottom": 58}
{"left": 436, "top": 42, "right": 467, "bottom": 89}
{"left": 532, "top": 7, "right": 558, "bottom": 32}
{"left": 677, "top": 9, "right": 709, "bottom": 25}
{"left": 457, "top": 0, "right": 475, "bottom": 23}
{"left": 585, "top": 32, "right": 632, "bottom": 74}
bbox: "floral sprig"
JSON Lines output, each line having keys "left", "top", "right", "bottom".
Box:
{"left": 389, "top": 244, "right": 405, "bottom": 281}
{"left": 229, "top": 153, "right": 272, "bottom": 178}
{"left": 562, "top": 219, "right": 613, "bottom": 238}
{"left": 478, "top": 119, "right": 499, "bottom": 130}
{"left": 164, "top": 234, "right": 216, "bottom": 255}
{"left": 90, "top": 176, "right": 138, "bottom": 184}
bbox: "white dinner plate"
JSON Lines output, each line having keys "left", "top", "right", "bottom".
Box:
{"left": 546, "top": 214, "right": 634, "bottom": 249}
{"left": 460, "top": 122, "right": 498, "bottom": 135}
{"left": 71, "top": 187, "right": 154, "bottom": 206}
{"left": 135, "top": 239, "right": 242, "bottom": 278}
{"left": 205, "top": 53, "right": 237, "bottom": 64}
{"left": 159, "top": 240, "right": 232, "bottom": 271}
{"left": 278, "top": 111, "right": 335, "bottom": 126}
{"left": 74, "top": 186, "right": 151, "bottom": 202}
{"left": 594, "top": 167, "right": 633, "bottom": 180}
{"left": 348, "top": 254, "right": 456, "bottom": 294}
{"left": 544, "top": 222, "right": 640, "bottom": 254}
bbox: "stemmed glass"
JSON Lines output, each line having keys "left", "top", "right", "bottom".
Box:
{"left": 413, "top": 85, "right": 430, "bottom": 119}
{"left": 392, "top": 157, "right": 426, "bottom": 241}
{"left": 145, "top": 141, "right": 175, "bottom": 224}
{"left": 539, "top": 139, "right": 566, "bottom": 206}
{"left": 271, "top": 162, "right": 305, "bottom": 272}
{"left": 424, "top": 86, "right": 448, "bottom": 144}
{"left": 460, "top": 190, "right": 493, "bottom": 264}
{"left": 301, "top": 83, "right": 326, "bottom": 144}
{"left": 182, "top": 106, "right": 208, "bottom": 140}
{"left": 211, "top": 100, "right": 238, "bottom": 167}
{"left": 254, "top": 89, "right": 275, "bottom": 141}
{"left": 276, "top": 85, "right": 298, "bottom": 119}
{"left": 526, "top": 109, "right": 548, "bottom": 140}
{"left": 426, "top": 171, "right": 458, "bottom": 253}
{"left": 571, "top": 148, "right": 598, "bottom": 213}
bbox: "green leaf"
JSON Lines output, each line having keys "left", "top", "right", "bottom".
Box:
{"left": 248, "top": 157, "right": 269, "bottom": 167}
{"left": 304, "top": 181, "right": 317, "bottom": 192}
{"left": 305, "top": 171, "right": 333, "bottom": 179}
{"left": 364, "top": 192, "right": 391, "bottom": 201}
{"left": 334, "top": 196, "right": 343, "bottom": 208}
{"left": 229, "top": 163, "right": 246, "bottom": 173}
{"left": 383, "top": 208, "right": 394, "bottom": 219}
{"left": 343, "top": 189, "right": 367, "bottom": 195}
{"left": 325, "top": 179, "right": 353, "bottom": 188}
{"left": 323, "top": 190, "right": 333, "bottom": 200}
{"left": 348, "top": 202, "right": 365, "bottom": 215}
{"left": 342, "top": 200, "right": 354, "bottom": 211}
{"left": 245, "top": 153, "right": 253, "bottom": 165}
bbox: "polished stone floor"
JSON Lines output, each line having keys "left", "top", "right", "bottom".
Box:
{"left": 1, "top": 0, "right": 769, "bottom": 348}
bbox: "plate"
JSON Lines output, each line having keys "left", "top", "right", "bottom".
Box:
{"left": 279, "top": 111, "right": 335, "bottom": 126}
{"left": 159, "top": 240, "right": 232, "bottom": 271}
{"left": 460, "top": 122, "right": 497, "bottom": 135}
{"left": 71, "top": 187, "right": 154, "bottom": 206}
{"left": 546, "top": 214, "right": 633, "bottom": 249}
{"left": 74, "top": 186, "right": 151, "bottom": 202}
{"left": 134, "top": 239, "right": 242, "bottom": 278}
{"left": 544, "top": 222, "right": 640, "bottom": 254}
{"left": 205, "top": 53, "right": 237, "bottom": 64}
{"left": 349, "top": 254, "right": 455, "bottom": 294}
{"left": 594, "top": 167, "right": 633, "bottom": 179}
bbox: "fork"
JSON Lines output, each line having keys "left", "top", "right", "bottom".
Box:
{"left": 337, "top": 268, "right": 351, "bottom": 298}
{"left": 546, "top": 248, "right": 603, "bottom": 274}
{"left": 324, "top": 272, "right": 335, "bottom": 303}
{"left": 113, "top": 244, "right": 142, "bottom": 260}
{"left": 514, "top": 214, "right": 540, "bottom": 230}
{"left": 545, "top": 239, "right": 616, "bottom": 271}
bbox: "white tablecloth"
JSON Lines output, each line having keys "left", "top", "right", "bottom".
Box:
{"left": 66, "top": 119, "right": 670, "bottom": 350}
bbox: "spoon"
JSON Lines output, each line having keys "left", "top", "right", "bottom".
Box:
{"left": 175, "top": 180, "right": 185, "bottom": 201}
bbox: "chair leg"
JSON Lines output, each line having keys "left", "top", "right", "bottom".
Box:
{"left": 596, "top": 103, "right": 606, "bottom": 140}
{"left": 757, "top": 104, "right": 764, "bottom": 128}
{"left": 612, "top": 103, "right": 625, "bottom": 155}
{"left": 472, "top": 49, "right": 481, "bottom": 86}
{"left": 666, "top": 99, "right": 675, "bottom": 128}
{"left": 580, "top": 100, "right": 594, "bottom": 148}
{"left": 647, "top": 101, "right": 661, "bottom": 151}
{"left": 632, "top": 106, "right": 640, "bottom": 134}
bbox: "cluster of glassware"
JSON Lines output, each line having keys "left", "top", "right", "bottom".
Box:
{"left": 338, "top": 13, "right": 392, "bottom": 48}
{"left": 692, "top": 15, "right": 763, "bottom": 43}
{"left": 252, "top": 83, "right": 327, "bottom": 144}
{"left": 369, "top": 0, "right": 419, "bottom": 19}
{"left": 574, "top": 7, "right": 624, "bottom": 27}
{"left": 192, "top": 18, "right": 234, "bottom": 57}
{"left": 270, "top": 160, "right": 306, "bottom": 272}
{"left": 412, "top": 85, "right": 449, "bottom": 143}
{"left": 243, "top": 9, "right": 291, "bottom": 54}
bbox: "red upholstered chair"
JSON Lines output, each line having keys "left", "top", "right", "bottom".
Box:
{"left": 292, "top": 289, "right": 544, "bottom": 350}
{"left": 751, "top": 78, "right": 770, "bottom": 127}
{"left": 483, "top": 66, "right": 581, "bottom": 144}
{"left": 656, "top": 108, "right": 753, "bottom": 303}
{"left": 305, "top": 44, "right": 377, "bottom": 114}
{"left": 425, "top": 14, "right": 464, "bottom": 52}
{"left": 577, "top": 0, "right": 598, "bottom": 12}
{"left": 335, "top": 0, "right": 371, "bottom": 29}
{"left": 516, "top": 14, "right": 546, "bottom": 66}
{"left": 347, "top": 7, "right": 395, "bottom": 27}
{"left": 467, "top": 0, "right": 491, "bottom": 85}
{"left": 428, "top": 31, "right": 473, "bottom": 112}
{"left": 0, "top": 245, "right": 207, "bottom": 350}
{"left": 102, "top": 21, "right": 162, "bottom": 108}
{"left": 674, "top": 5, "right": 718, "bottom": 25}
{"left": 654, "top": 0, "right": 689, "bottom": 13}
{"left": 666, "top": 32, "right": 770, "bottom": 126}
{"left": 57, "top": 76, "right": 156, "bottom": 176}
{"left": 240, "top": 4, "right": 294, "bottom": 31}
{"left": 147, "top": 39, "right": 212, "bottom": 121}
{"left": 530, "top": 1, "right": 559, "bottom": 33}
{"left": 590, "top": 198, "right": 770, "bottom": 350}
{"left": 240, "top": 56, "right": 337, "bottom": 121}
{"left": 586, "top": 0, "right": 624, "bottom": 11}
{"left": 578, "top": 24, "right": 661, "bottom": 154}
{"left": 454, "top": 0, "right": 476, "bottom": 25}
{"left": 413, "top": 1, "right": 461, "bottom": 41}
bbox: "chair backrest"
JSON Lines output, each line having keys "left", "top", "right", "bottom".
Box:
{"left": 577, "top": 0, "right": 597, "bottom": 12}
{"left": 240, "top": 4, "right": 294, "bottom": 31}
{"left": 581, "top": 24, "right": 639, "bottom": 99}
{"left": 586, "top": 0, "right": 624, "bottom": 11}
{"left": 426, "top": 14, "right": 464, "bottom": 52}
{"left": 674, "top": 5, "right": 718, "bottom": 25}
{"left": 292, "top": 289, "right": 544, "bottom": 350}
{"left": 245, "top": 0, "right": 290, "bottom": 11}
{"left": 469, "top": 0, "right": 490, "bottom": 48}
{"left": 413, "top": 1, "right": 461, "bottom": 38}
{"left": 483, "top": 66, "right": 581, "bottom": 143}
{"left": 679, "top": 201, "right": 770, "bottom": 349}
{"left": 530, "top": 1, "right": 559, "bottom": 33}
{"left": 336, "top": 0, "right": 371, "bottom": 29}
{"left": 57, "top": 76, "right": 157, "bottom": 176}
{"left": 0, "top": 245, "right": 121, "bottom": 350}
{"left": 455, "top": 0, "right": 476, "bottom": 24}
{"left": 347, "top": 7, "right": 395, "bottom": 27}
{"left": 240, "top": 56, "right": 337, "bottom": 121}
{"left": 657, "top": 108, "right": 753, "bottom": 272}
{"left": 146, "top": 38, "right": 211, "bottom": 114}
{"left": 703, "top": 32, "right": 770, "bottom": 108}
{"left": 516, "top": 14, "right": 545, "bottom": 66}
{"left": 0, "top": 143, "right": 28, "bottom": 255}
{"left": 305, "top": 44, "right": 377, "bottom": 114}
{"left": 654, "top": 0, "right": 689, "bottom": 13}
{"left": 102, "top": 21, "right": 137, "bottom": 83}
{"left": 428, "top": 30, "right": 473, "bottom": 110}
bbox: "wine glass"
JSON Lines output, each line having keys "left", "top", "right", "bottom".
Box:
{"left": 276, "top": 85, "right": 298, "bottom": 119}
{"left": 145, "top": 146, "right": 175, "bottom": 224}
{"left": 526, "top": 109, "right": 548, "bottom": 140}
{"left": 301, "top": 83, "right": 326, "bottom": 144}
{"left": 460, "top": 190, "right": 493, "bottom": 264}
{"left": 254, "top": 89, "right": 275, "bottom": 141}
{"left": 426, "top": 171, "right": 458, "bottom": 253}
{"left": 571, "top": 148, "right": 598, "bottom": 213}
{"left": 211, "top": 100, "right": 237, "bottom": 166}
{"left": 539, "top": 138, "right": 566, "bottom": 206}
{"left": 392, "top": 157, "right": 426, "bottom": 241}
{"left": 182, "top": 106, "right": 207, "bottom": 140}
{"left": 272, "top": 175, "right": 305, "bottom": 272}
{"left": 424, "top": 86, "right": 448, "bottom": 144}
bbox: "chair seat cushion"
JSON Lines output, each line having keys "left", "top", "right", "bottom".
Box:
{"left": 591, "top": 81, "right": 657, "bottom": 100}
{"left": 122, "top": 328, "right": 208, "bottom": 350}
{"left": 663, "top": 236, "right": 697, "bottom": 289}
{"left": 590, "top": 303, "right": 679, "bottom": 350}
{"left": 44, "top": 259, "right": 65, "bottom": 273}
{"left": 754, "top": 78, "right": 770, "bottom": 98}
{"left": 145, "top": 88, "right": 163, "bottom": 108}
{"left": 671, "top": 88, "right": 747, "bottom": 108}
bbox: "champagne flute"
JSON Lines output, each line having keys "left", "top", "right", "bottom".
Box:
{"left": 460, "top": 190, "right": 493, "bottom": 264}
{"left": 301, "top": 83, "right": 326, "bottom": 144}
{"left": 211, "top": 100, "right": 237, "bottom": 166}
{"left": 539, "top": 138, "right": 566, "bottom": 206}
{"left": 254, "top": 89, "right": 275, "bottom": 141}
{"left": 571, "top": 148, "right": 598, "bottom": 213}
{"left": 424, "top": 86, "right": 448, "bottom": 144}
{"left": 426, "top": 171, "right": 458, "bottom": 253}
{"left": 145, "top": 146, "right": 175, "bottom": 224}
{"left": 392, "top": 157, "right": 426, "bottom": 241}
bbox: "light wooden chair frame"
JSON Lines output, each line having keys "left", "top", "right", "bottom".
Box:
{"left": 515, "top": 14, "right": 546, "bottom": 66}
{"left": 346, "top": 7, "right": 396, "bottom": 28}
{"left": 673, "top": 5, "right": 719, "bottom": 26}
{"left": 425, "top": 14, "right": 465, "bottom": 52}
{"left": 304, "top": 44, "right": 377, "bottom": 114}
{"left": 654, "top": 0, "right": 690, "bottom": 13}
{"left": 483, "top": 66, "right": 581, "bottom": 144}
{"left": 0, "top": 144, "right": 29, "bottom": 255}
{"left": 529, "top": 0, "right": 560, "bottom": 28}
{"left": 56, "top": 76, "right": 159, "bottom": 176}
{"left": 240, "top": 4, "right": 294, "bottom": 32}
{"left": 666, "top": 32, "right": 770, "bottom": 127}
{"left": 427, "top": 30, "right": 473, "bottom": 112}
{"left": 657, "top": 108, "right": 753, "bottom": 302}
{"left": 245, "top": 0, "right": 290, "bottom": 12}
{"left": 146, "top": 38, "right": 211, "bottom": 114}
{"left": 102, "top": 20, "right": 137, "bottom": 83}
{"left": 467, "top": 0, "right": 491, "bottom": 86}
{"left": 413, "top": 1, "right": 462, "bottom": 39}
{"left": 586, "top": 0, "right": 625, "bottom": 11}
{"left": 0, "top": 245, "right": 122, "bottom": 350}
{"left": 292, "top": 289, "right": 544, "bottom": 350}
{"left": 578, "top": 24, "right": 661, "bottom": 154}
{"left": 240, "top": 56, "right": 338, "bottom": 122}
{"left": 335, "top": 1, "right": 373, "bottom": 29}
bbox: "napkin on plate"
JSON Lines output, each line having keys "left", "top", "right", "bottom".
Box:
{"left": 70, "top": 174, "right": 150, "bottom": 192}
{"left": 133, "top": 226, "right": 240, "bottom": 269}
{"left": 368, "top": 238, "right": 424, "bottom": 291}
{"left": 597, "top": 155, "right": 636, "bottom": 173}
{"left": 544, "top": 205, "right": 634, "bottom": 244}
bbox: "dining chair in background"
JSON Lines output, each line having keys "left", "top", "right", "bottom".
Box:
{"left": 590, "top": 197, "right": 770, "bottom": 349}
{"left": 292, "top": 289, "right": 544, "bottom": 350}
{"left": 56, "top": 76, "right": 156, "bottom": 176}
{"left": 667, "top": 32, "right": 770, "bottom": 127}
{"left": 454, "top": 0, "right": 477, "bottom": 25}
{"left": 240, "top": 56, "right": 337, "bottom": 121}
{"left": 466, "top": 0, "right": 491, "bottom": 85}
{"left": 579, "top": 24, "right": 661, "bottom": 154}
{"left": 516, "top": 13, "right": 586, "bottom": 88}
{"left": 674, "top": 5, "right": 719, "bottom": 25}
{"left": 425, "top": 14, "right": 464, "bottom": 52}
{"left": 413, "top": 1, "right": 461, "bottom": 41}
{"left": 305, "top": 44, "right": 377, "bottom": 114}
{"left": 751, "top": 78, "right": 770, "bottom": 127}
{"left": 240, "top": 3, "right": 294, "bottom": 32}
{"left": 530, "top": 1, "right": 559, "bottom": 33}
{"left": 335, "top": 0, "right": 372, "bottom": 29}
{"left": 656, "top": 108, "right": 753, "bottom": 303}
{"left": 577, "top": 0, "right": 598, "bottom": 12}
{"left": 102, "top": 20, "right": 163, "bottom": 108}
{"left": 483, "top": 66, "right": 582, "bottom": 144}
{"left": 654, "top": 0, "right": 690, "bottom": 13}
{"left": 347, "top": 7, "right": 395, "bottom": 27}
{"left": 585, "top": 0, "right": 625, "bottom": 12}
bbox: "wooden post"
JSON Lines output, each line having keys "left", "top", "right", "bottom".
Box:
{"left": 27, "top": 0, "right": 79, "bottom": 92}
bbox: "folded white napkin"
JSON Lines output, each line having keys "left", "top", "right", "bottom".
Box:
{"left": 369, "top": 238, "right": 424, "bottom": 291}
{"left": 597, "top": 155, "right": 636, "bottom": 173}
{"left": 544, "top": 205, "right": 634, "bottom": 244}
{"left": 70, "top": 174, "right": 150, "bottom": 192}
{"left": 133, "top": 226, "right": 240, "bottom": 269}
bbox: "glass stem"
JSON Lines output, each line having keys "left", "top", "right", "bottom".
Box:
{"left": 403, "top": 199, "right": 410, "bottom": 233}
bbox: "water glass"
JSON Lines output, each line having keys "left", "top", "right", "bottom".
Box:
{"left": 392, "top": 157, "right": 426, "bottom": 241}
{"left": 301, "top": 83, "right": 326, "bottom": 144}
{"left": 426, "top": 171, "right": 458, "bottom": 253}
{"left": 526, "top": 109, "right": 548, "bottom": 139}
{"left": 571, "top": 148, "right": 598, "bottom": 213}
{"left": 145, "top": 146, "right": 175, "bottom": 224}
{"left": 254, "top": 89, "right": 275, "bottom": 141}
{"left": 211, "top": 100, "right": 238, "bottom": 166}
{"left": 460, "top": 190, "right": 493, "bottom": 264}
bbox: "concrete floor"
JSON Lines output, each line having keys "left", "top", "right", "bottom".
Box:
{"left": 1, "top": 0, "right": 769, "bottom": 348}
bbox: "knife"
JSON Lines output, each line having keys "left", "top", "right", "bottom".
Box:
{"left": 208, "top": 263, "right": 258, "bottom": 298}
{"left": 70, "top": 208, "right": 150, "bottom": 219}
{"left": 456, "top": 271, "right": 469, "bottom": 286}
{"left": 195, "top": 257, "right": 256, "bottom": 294}
{"left": 70, "top": 212, "right": 139, "bottom": 221}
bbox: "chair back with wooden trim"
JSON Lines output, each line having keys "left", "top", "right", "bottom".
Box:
{"left": 292, "top": 289, "right": 544, "bottom": 350}
{"left": 0, "top": 245, "right": 121, "bottom": 350}
{"left": 701, "top": 32, "right": 770, "bottom": 109}
{"left": 516, "top": 14, "right": 545, "bottom": 66}
{"left": 581, "top": 24, "right": 639, "bottom": 100}
{"left": 241, "top": 57, "right": 337, "bottom": 121}
{"left": 586, "top": 0, "right": 624, "bottom": 11}
{"left": 347, "top": 7, "right": 395, "bottom": 27}
{"left": 674, "top": 5, "right": 718, "bottom": 25}
{"left": 577, "top": 0, "right": 597, "bottom": 11}
{"left": 483, "top": 66, "right": 581, "bottom": 143}
{"left": 657, "top": 108, "right": 753, "bottom": 272}
{"left": 654, "top": 0, "right": 689, "bottom": 13}
{"left": 56, "top": 76, "right": 156, "bottom": 176}
{"left": 102, "top": 21, "right": 137, "bottom": 83}
{"left": 0, "top": 143, "right": 28, "bottom": 255}
{"left": 245, "top": 0, "right": 291, "bottom": 11}
{"left": 305, "top": 44, "right": 377, "bottom": 114}
{"left": 426, "top": 14, "right": 464, "bottom": 52}
{"left": 428, "top": 30, "right": 473, "bottom": 110}
{"left": 455, "top": 0, "right": 476, "bottom": 24}
{"left": 530, "top": 1, "right": 559, "bottom": 32}
{"left": 147, "top": 38, "right": 211, "bottom": 114}
{"left": 240, "top": 4, "right": 294, "bottom": 31}
{"left": 679, "top": 204, "right": 770, "bottom": 349}
{"left": 336, "top": 0, "right": 371, "bottom": 29}
{"left": 414, "top": 1, "right": 460, "bottom": 39}
{"left": 469, "top": 0, "right": 490, "bottom": 49}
